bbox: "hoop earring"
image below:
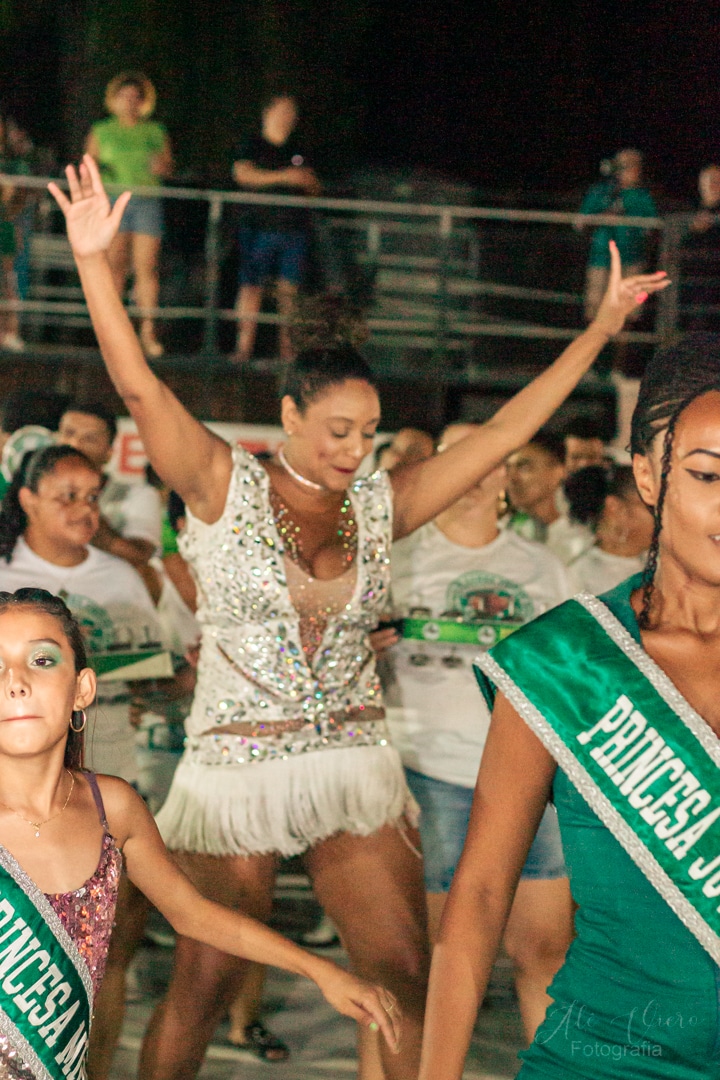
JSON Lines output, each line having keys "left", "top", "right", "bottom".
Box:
{"left": 70, "top": 710, "right": 87, "bottom": 733}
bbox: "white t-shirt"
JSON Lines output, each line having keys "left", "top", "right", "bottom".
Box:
{"left": 569, "top": 545, "right": 646, "bottom": 596}
{"left": 382, "top": 523, "right": 572, "bottom": 788}
{"left": 0, "top": 538, "right": 163, "bottom": 781}
{"left": 507, "top": 511, "right": 593, "bottom": 566}
{"left": 100, "top": 479, "right": 162, "bottom": 550}
{"left": 546, "top": 515, "right": 593, "bottom": 565}
{"left": 151, "top": 556, "right": 200, "bottom": 657}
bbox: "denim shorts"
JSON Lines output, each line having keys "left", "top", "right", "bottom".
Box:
{"left": 405, "top": 767, "right": 567, "bottom": 893}
{"left": 238, "top": 228, "right": 308, "bottom": 286}
{"left": 118, "top": 194, "right": 164, "bottom": 238}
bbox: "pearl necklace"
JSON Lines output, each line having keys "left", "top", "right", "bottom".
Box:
{"left": 277, "top": 445, "right": 325, "bottom": 492}
{"left": 0, "top": 769, "right": 75, "bottom": 838}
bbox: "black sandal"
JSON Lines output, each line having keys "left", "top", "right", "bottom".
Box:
{"left": 231, "top": 1022, "right": 290, "bottom": 1062}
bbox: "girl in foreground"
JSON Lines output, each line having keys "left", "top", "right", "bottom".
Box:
{"left": 0, "top": 588, "right": 399, "bottom": 1080}
{"left": 420, "top": 335, "right": 720, "bottom": 1078}
{"left": 49, "top": 156, "right": 667, "bottom": 1080}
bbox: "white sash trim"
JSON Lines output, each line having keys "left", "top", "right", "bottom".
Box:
{"left": 575, "top": 592, "right": 720, "bottom": 768}
{"left": 0, "top": 1006, "right": 52, "bottom": 1080}
{"left": 475, "top": 648, "right": 720, "bottom": 966}
{"left": 0, "top": 846, "right": 93, "bottom": 1004}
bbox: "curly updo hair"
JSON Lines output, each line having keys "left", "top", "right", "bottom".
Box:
{"left": 281, "top": 346, "right": 377, "bottom": 413}
{"left": 630, "top": 333, "right": 720, "bottom": 627}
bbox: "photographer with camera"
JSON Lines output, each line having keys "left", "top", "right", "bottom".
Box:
{"left": 577, "top": 148, "right": 657, "bottom": 323}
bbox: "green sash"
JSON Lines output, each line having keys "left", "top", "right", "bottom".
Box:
{"left": 474, "top": 592, "right": 720, "bottom": 966}
{"left": 0, "top": 845, "right": 93, "bottom": 1080}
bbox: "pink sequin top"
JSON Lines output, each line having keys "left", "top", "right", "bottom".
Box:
{"left": 45, "top": 830, "right": 122, "bottom": 997}
{"left": 0, "top": 773, "right": 122, "bottom": 1080}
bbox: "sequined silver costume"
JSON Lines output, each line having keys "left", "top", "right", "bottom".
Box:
{"left": 156, "top": 447, "right": 416, "bottom": 856}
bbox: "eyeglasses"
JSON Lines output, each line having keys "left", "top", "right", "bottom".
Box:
{"left": 39, "top": 491, "right": 101, "bottom": 509}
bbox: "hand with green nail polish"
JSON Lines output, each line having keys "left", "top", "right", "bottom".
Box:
{"left": 309, "top": 957, "right": 402, "bottom": 1053}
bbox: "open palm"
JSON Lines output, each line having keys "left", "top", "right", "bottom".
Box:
{"left": 48, "top": 155, "right": 131, "bottom": 259}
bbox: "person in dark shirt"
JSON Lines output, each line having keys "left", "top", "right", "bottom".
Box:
{"left": 232, "top": 95, "right": 321, "bottom": 363}
{"left": 680, "top": 165, "right": 720, "bottom": 331}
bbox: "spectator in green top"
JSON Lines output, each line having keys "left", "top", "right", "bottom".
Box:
{"left": 577, "top": 148, "right": 657, "bottom": 323}
{"left": 86, "top": 73, "right": 173, "bottom": 360}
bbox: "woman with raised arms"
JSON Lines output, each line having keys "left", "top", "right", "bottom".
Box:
{"left": 419, "top": 334, "right": 720, "bottom": 1079}
{"left": 49, "top": 155, "right": 667, "bottom": 1080}
{"left": 0, "top": 588, "right": 400, "bottom": 1080}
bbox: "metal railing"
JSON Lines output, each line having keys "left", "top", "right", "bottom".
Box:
{"left": 0, "top": 173, "right": 679, "bottom": 369}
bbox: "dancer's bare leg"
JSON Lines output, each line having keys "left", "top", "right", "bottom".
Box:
{"left": 426, "top": 877, "right": 572, "bottom": 1045}
{"left": 87, "top": 875, "right": 151, "bottom": 1080}
{"left": 133, "top": 232, "right": 162, "bottom": 353}
{"left": 425, "top": 892, "right": 445, "bottom": 946}
{"left": 138, "top": 851, "right": 278, "bottom": 1080}
{"left": 502, "top": 876, "right": 574, "bottom": 1043}
{"left": 305, "top": 824, "right": 430, "bottom": 1080}
{"left": 357, "top": 1024, "right": 387, "bottom": 1080}
{"left": 276, "top": 279, "right": 298, "bottom": 362}
{"left": 233, "top": 285, "right": 262, "bottom": 361}
{"left": 226, "top": 962, "right": 267, "bottom": 1041}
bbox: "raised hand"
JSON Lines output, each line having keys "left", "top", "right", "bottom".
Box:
{"left": 593, "top": 240, "right": 670, "bottom": 338}
{"left": 48, "top": 155, "right": 131, "bottom": 259}
{"left": 315, "top": 963, "right": 402, "bottom": 1053}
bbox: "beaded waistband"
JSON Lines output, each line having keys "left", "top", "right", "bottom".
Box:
{"left": 185, "top": 712, "right": 390, "bottom": 766}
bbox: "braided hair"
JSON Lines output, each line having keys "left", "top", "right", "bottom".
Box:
{"left": 0, "top": 588, "right": 88, "bottom": 769}
{"left": 630, "top": 333, "right": 720, "bottom": 628}
{"left": 0, "top": 445, "right": 100, "bottom": 563}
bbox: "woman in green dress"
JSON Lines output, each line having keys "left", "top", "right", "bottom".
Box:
{"left": 86, "top": 73, "right": 172, "bottom": 359}
{"left": 420, "top": 334, "right": 720, "bottom": 1078}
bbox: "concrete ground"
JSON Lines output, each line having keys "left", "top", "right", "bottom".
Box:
{"left": 108, "top": 879, "right": 524, "bottom": 1080}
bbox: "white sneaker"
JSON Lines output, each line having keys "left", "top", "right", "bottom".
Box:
{"left": 1, "top": 333, "right": 25, "bottom": 353}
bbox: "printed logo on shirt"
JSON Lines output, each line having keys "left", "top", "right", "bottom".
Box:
{"left": 61, "top": 593, "right": 115, "bottom": 653}
{"left": 444, "top": 570, "right": 534, "bottom": 626}
{"left": 399, "top": 571, "right": 536, "bottom": 659}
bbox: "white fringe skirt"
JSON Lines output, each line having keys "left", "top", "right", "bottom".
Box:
{"left": 155, "top": 740, "right": 419, "bottom": 858}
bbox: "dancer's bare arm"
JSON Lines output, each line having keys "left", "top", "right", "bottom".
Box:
{"left": 390, "top": 244, "right": 670, "bottom": 539}
{"left": 49, "top": 156, "right": 232, "bottom": 523}
{"left": 98, "top": 776, "right": 401, "bottom": 1053}
{"left": 419, "top": 693, "right": 557, "bottom": 1080}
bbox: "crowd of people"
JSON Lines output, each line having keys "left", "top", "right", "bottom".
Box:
{"left": 2, "top": 115, "right": 720, "bottom": 1080}
{"left": 2, "top": 78, "right": 720, "bottom": 360}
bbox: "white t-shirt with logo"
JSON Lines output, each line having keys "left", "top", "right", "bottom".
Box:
{"left": 0, "top": 538, "right": 163, "bottom": 781}
{"left": 382, "top": 523, "right": 572, "bottom": 788}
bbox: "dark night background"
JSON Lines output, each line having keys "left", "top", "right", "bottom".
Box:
{"left": 2, "top": 0, "right": 718, "bottom": 203}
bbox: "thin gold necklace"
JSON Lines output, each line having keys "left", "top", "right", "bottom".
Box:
{"left": 0, "top": 769, "right": 75, "bottom": 838}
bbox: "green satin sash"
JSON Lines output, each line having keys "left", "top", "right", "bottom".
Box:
{"left": 0, "top": 845, "right": 93, "bottom": 1080}
{"left": 474, "top": 592, "right": 720, "bottom": 965}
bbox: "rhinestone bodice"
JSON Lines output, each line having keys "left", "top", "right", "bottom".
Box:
{"left": 179, "top": 447, "right": 393, "bottom": 740}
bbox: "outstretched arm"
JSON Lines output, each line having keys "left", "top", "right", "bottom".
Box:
{"left": 48, "top": 156, "right": 232, "bottom": 524}
{"left": 98, "top": 777, "right": 401, "bottom": 1053}
{"left": 390, "top": 243, "right": 669, "bottom": 539}
{"left": 419, "top": 694, "right": 557, "bottom": 1080}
